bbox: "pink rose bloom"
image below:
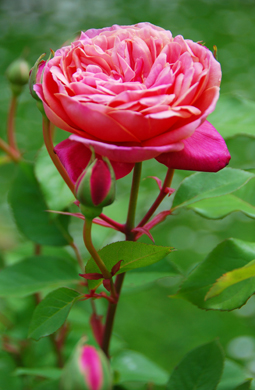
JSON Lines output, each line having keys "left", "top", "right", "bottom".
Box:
{"left": 34, "top": 23, "right": 230, "bottom": 182}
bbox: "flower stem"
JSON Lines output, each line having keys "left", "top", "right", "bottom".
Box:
{"left": 50, "top": 334, "right": 64, "bottom": 368}
{"left": 125, "top": 162, "right": 142, "bottom": 239}
{"left": 83, "top": 218, "right": 111, "bottom": 279}
{"left": 42, "top": 117, "right": 75, "bottom": 194}
{"left": 101, "top": 163, "right": 142, "bottom": 357}
{"left": 70, "top": 241, "right": 84, "bottom": 272}
{"left": 7, "top": 95, "right": 20, "bottom": 154}
{"left": 101, "top": 272, "right": 125, "bottom": 356}
{"left": 0, "top": 137, "right": 21, "bottom": 162}
{"left": 137, "top": 168, "right": 174, "bottom": 228}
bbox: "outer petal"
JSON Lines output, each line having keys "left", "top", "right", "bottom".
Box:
{"left": 54, "top": 138, "right": 134, "bottom": 181}
{"left": 69, "top": 134, "right": 184, "bottom": 163}
{"left": 156, "top": 121, "right": 231, "bottom": 172}
{"left": 56, "top": 94, "right": 141, "bottom": 143}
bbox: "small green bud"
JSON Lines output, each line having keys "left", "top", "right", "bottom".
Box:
{"left": 6, "top": 58, "right": 30, "bottom": 97}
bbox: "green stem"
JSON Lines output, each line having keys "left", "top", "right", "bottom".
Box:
{"left": 137, "top": 168, "right": 174, "bottom": 228}
{"left": 125, "top": 162, "right": 142, "bottom": 239}
{"left": 70, "top": 241, "right": 84, "bottom": 272}
{"left": 83, "top": 219, "right": 111, "bottom": 279}
{"left": 42, "top": 117, "right": 75, "bottom": 194}
{"left": 101, "top": 163, "right": 142, "bottom": 356}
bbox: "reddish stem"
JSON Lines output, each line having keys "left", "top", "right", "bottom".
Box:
{"left": 7, "top": 95, "right": 20, "bottom": 154}
{"left": 101, "top": 163, "right": 142, "bottom": 357}
{"left": 0, "top": 137, "right": 20, "bottom": 162}
{"left": 42, "top": 117, "right": 75, "bottom": 194}
{"left": 101, "top": 273, "right": 125, "bottom": 356}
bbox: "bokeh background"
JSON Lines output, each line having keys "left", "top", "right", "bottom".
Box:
{"left": 1, "top": 0, "right": 255, "bottom": 387}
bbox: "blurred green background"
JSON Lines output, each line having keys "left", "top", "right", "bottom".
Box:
{"left": 1, "top": 0, "right": 255, "bottom": 385}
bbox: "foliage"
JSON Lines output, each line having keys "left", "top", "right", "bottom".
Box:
{"left": 1, "top": 0, "right": 255, "bottom": 389}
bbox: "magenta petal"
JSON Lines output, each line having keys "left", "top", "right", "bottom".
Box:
{"left": 80, "top": 346, "right": 103, "bottom": 390}
{"left": 54, "top": 139, "right": 92, "bottom": 183}
{"left": 54, "top": 138, "right": 134, "bottom": 181}
{"left": 69, "top": 134, "right": 184, "bottom": 163}
{"left": 156, "top": 121, "right": 231, "bottom": 172}
{"left": 91, "top": 160, "right": 112, "bottom": 205}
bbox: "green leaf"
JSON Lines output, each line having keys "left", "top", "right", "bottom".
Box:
{"left": 28, "top": 287, "right": 80, "bottom": 340}
{"left": 9, "top": 162, "right": 72, "bottom": 246}
{"left": 187, "top": 177, "right": 255, "bottom": 220}
{"left": 167, "top": 341, "right": 224, "bottom": 390}
{"left": 14, "top": 367, "right": 62, "bottom": 380}
{"left": 0, "top": 352, "right": 23, "bottom": 390}
{"left": 32, "top": 379, "right": 60, "bottom": 390}
{"left": 123, "top": 259, "right": 183, "bottom": 291}
{"left": 176, "top": 238, "right": 255, "bottom": 310}
{"left": 85, "top": 241, "right": 172, "bottom": 289}
{"left": 217, "top": 359, "right": 249, "bottom": 390}
{"left": 0, "top": 256, "right": 79, "bottom": 297}
{"left": 234, "top": 380, "right": 253, "bottom": 390}
{"left": 205, "top": 260, "right": 255, "bottom": 300}
{"left": 209, "top": 95, "right": 255, "bottom": 139}
{"left": 171, "top": 168, "right": 254, "bottom": 210}
{"left": 111, "top": 350, "right": 168, "bottom": 385}
{"left": 35, "top": 146, "right": 75, "bottom": 210}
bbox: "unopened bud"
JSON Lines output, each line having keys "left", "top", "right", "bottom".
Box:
{"left": 75, "top": 156, "right": 116, "bottom": 219}
{"left": 6, "top": 58, "right": 30, "bottom": 97}
{"left": 60, "top": 342, "right": 112, "bottom": 390}
{"left": 29, "top": 53, "right": 46, "bottom": 101}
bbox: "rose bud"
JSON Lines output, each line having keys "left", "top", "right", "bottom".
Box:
{"left": 75, "top": 156, "right": 116, "bottom": 220}
{"left": 6, "top": 58, "right": 30, "bottom": 97}
{"left": 29, "top": 54, "right": 47, "bottom": 114}
{"left": 60, "top": 343, "right": 112, "bottom": 390}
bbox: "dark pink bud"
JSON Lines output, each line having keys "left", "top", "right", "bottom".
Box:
{"left": 79, "top": 346, "right": 103, "bottom": 390}
{"left": 75, "top": 156, "right": 116, "bottom": 220}
{"left": 90, "top": 160, "right": 112, "bottom": 206}
{"left": 60, "top": 340, "right": 112, "bottom": 390}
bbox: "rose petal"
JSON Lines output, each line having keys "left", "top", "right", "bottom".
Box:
{"left": 69, "top": 134, "right": 184, "bottom": 163}
{"left": 56, "top": 94, "right": 141, "bottom": 143}
{"left": 79, "top": 346, "right": 103, "bottom": 390}
{"left": 54, "top": 138, "right": 134, "bottom": 181}
{"left": 156, "top": 120, "right": 231, "bottom": 172}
